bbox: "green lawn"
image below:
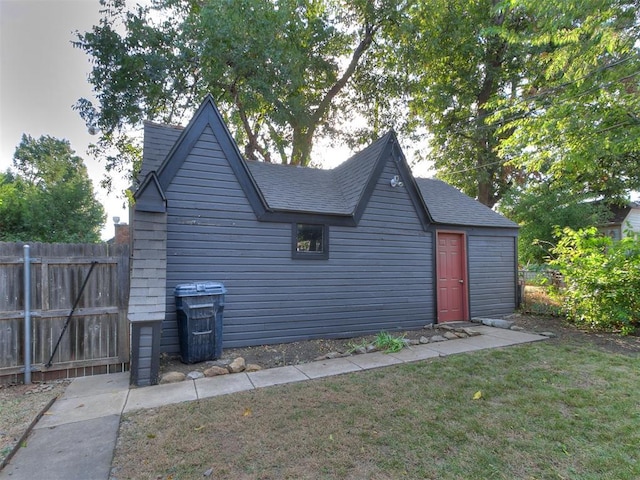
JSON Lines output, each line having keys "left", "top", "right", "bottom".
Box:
{"left": 112, "top": 342, "right": 640, "bottom": 479}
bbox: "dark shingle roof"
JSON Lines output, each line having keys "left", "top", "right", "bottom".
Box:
{"left": 415, "top": 178, "right": 518, "bottom": 228}
{"left": 245, "top": 131, "right": 391, "bottom": 215}
{"left": 141, "top": 121, "right": 517, "bottom": 228}
{"left": 246, "top": 161, "right": 351, "bottom": 215}
{"left": 141, "top": 121, "right": 184, "bottom": 179}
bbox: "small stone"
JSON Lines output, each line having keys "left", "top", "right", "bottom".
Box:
{"left": 455, "top": 332, "right": 469, "bottom": 338}
{"left": 419, "top": 336, "right": 430, "bottom": 344}
{"left": 407, "top": 339, "right": 420, "bottom": 346}
{"left": 510, "top": 325, "right": 524, "bottom": 331}
{"left": 355, "top": 346, "right": 368, "bottom": 355}
{"left": 443, "top": 331, "right": 458, "bottom": 340}
{"left": 365, "top": 344, "right": 378, "bottom": 353}
{"left": 539, "top": 331, "right": 557, "bottom": 338}
{"left": 187, "top": 371, "right": 204, "bottom": 380}
{"left": 203, "top": 467, "right": 214, "bottom": 476}
{"left": 159, "top": 371, "right": 186, "bottom": 384}
{"left": 313, "top": 354, "right": 329, "bottom": 361}
{"left": 228, "top": 357, "right": 246, "bottom": 373}
{"left": 204, "top": 366, "right": 228, "bottom": 377}
{"left": 430, "top": 335, "right": 447, "bottom": 343}
{"left": 245, "top": 364, "right": 262, "bottom": 372}
{"left": 423, "top": 323, "right": 434, "bottom": 330}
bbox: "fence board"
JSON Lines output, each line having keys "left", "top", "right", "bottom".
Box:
{"left": 0, "top": 242, "right": 130, "bottom": 382}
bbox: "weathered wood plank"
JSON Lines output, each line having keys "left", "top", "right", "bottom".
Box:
{"left": 0, "top": 242, "right": 130, "bottom": 378}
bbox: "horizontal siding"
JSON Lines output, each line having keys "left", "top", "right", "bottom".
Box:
{"left": 468, "top": 235, "right": 516, "bottom": 317}
{"left": 623, "top": 210, "right": 640, "bottom": 237}
{"left": 161, "top": 131, "right": 433, "bottom": 351}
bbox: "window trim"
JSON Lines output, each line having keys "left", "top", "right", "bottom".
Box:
{"left": 292, "top": 223, "right": 329, "bottom": 260}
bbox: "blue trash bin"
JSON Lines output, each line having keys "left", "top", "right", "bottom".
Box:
{"left": 174, "top": 282, "right": 226, "bottom": 364}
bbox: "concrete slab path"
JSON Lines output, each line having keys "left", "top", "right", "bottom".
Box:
{"left": 0, "top": 325, "right": 547, "bottom": 480}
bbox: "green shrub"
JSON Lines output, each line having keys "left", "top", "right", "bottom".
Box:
{"left": 550, "top": 226, "right": 640, "bottom": 334}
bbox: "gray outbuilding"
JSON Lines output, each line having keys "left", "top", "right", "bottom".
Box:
{"left": 127, "top": 95, "right": 518, "bottom": 382}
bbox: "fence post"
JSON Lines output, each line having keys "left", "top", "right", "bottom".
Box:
{"left": 24, "top": 245, "right": 31, "bottom": 385}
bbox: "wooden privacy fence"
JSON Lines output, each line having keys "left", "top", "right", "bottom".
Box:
{"left": 0, "top": 242, "right": 130, "bottom": 383}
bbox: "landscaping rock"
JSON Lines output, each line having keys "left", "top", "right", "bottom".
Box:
{"left": 419, "top": 336, "right": 430, "bottom": 344}
{"left": 437, "top": 324, "right": 457, "bottom": 331}
{"left": 186, "top": 371, "right": 204, "bottom": 380}
{"left": 204, "top": 366, "right": 229, "bottom": 377}
{"left": 443, "top": 332, "right": 459, "bottom": 340}
{"left": 228, "top": 357, "right": 246, "bottom": 373}
{"left": 245, "top": 364, "right": 262, "bottom": 372}
{"left": 366, "top": 345, "right": 378, "bottom": 353}
{"left": 354, "top": 346, "right": 368, "bottom": 355}
{"left": 510, "top": 325, "right": 525, "bottom": 331}
{"left": 407, "top": 339, "right": 420, "bottom": 346}
{"left": 206, "top": 358, "right": 232, "bottom": 368}
{"left": 462, "top": 328, "right": 481, "bottom": 337}
{"left": 455, "top": 332, "right": 469, "bottom": 338}
{"left": 159, "top": 371, "right": 186, "bottom": 384}
{"left": 430, "top": 335, "right": 447, "bottom": 343}
{"left": 325, "top": 351, "right": 343, "bottom": 359}
{"left": 480, "top": 318, "right": 514, "bottom": 329}
{"left": 539, "top": 331, "right": 557, "bottom": 338}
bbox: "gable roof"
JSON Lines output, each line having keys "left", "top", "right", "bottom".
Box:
{"left": 605, "top": 202, "right": 640, "bottom": 225}
{"left": 136, "top": 96, "right": 516, "bottom": 230}
{"left": 415, "top": 178, "right": 518, "bottom": 228}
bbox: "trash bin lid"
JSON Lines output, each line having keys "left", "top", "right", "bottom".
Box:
{"left": 174, "top": 282, "right": 226, "bottom": 296}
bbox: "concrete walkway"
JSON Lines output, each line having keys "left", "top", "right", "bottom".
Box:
{"left": 0, "top": 325, "right": 547, "bottom": 480}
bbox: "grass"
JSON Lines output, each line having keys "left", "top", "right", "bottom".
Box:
{"left": 111, "top": 343, "right": 640, "bottom": 479}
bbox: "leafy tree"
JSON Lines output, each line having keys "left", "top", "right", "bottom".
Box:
{"left": 73, "top": 0, "right": 403, "bottom": 181}
{"left": 499, "top": 184, "right": 610, "bottom": 264}
{"left": 497, "top": 0, "right": 640, "bottom": 201}
{"left": 392, "top": 0, "right": 531, "bottom": 207}
{"left": 0, "top": 135, "right": 106, "bottom": 243}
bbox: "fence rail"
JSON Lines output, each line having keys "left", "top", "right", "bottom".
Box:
{"left": 0, "top": 242, "right": 130, "bottom": 382}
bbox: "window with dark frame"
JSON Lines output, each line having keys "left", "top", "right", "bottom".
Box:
{"left": 292, "top": 223, "right": 328, "bottom": 259}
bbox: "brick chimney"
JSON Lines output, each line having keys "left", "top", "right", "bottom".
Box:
{"left": 113, "top": 217, "right": 130, "bottom": 245}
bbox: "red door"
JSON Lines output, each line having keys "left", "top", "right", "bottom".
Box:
{"left": 436, "top": 232, "right": 468, "bottom": 322}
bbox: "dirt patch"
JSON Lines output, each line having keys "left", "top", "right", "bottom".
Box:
{"left": 160, "top": 314, "right": 640, "bottom": 377}
{"left": 0, "top": 380, "right": 70, "bottom": 467}
{"left": 510, "top": 313, "right": 640, "bottom": 356}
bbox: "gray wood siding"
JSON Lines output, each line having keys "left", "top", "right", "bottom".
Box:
{"left": 467, "top": 235, "right": 516, "bottom": 317}
{"left": 162, "top": 127, "right": 433, "bottom": 351}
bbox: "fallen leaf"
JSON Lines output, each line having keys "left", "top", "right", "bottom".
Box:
{"left": 203, "top": 467, "right": 214, "bottom": 476}
{"left": 329, "top": 434, "right": 334, "bottom": 441}
{"left": 473, "top": 390, "right": 482, "bottom": 400}
{"left": 194, "top": 425, "right": 205, "bottom": 431}
{"left": 75, "top": 403, "right": 85, "bottom": 408}
{"left": 147, "top": 433, "right": 156, "bottom": 439}
{"left": 243, "top": 407, "right": 252, "bottom": 417}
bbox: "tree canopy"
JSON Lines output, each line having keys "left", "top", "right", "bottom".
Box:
{"left": 74, "top": 0, "right": 640, "bottom": 264}
{"left": 497, "top": 0, "right": 640, "bottom": 202}
{"left": 0, "top": 135, "right": 105, "bottom": 243}
{"left": 74, "top": 0, "right": 404, "bottom": 174}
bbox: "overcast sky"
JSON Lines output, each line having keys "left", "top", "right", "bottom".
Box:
{"left": 0, "top": 0, "right": 127, "bottom": 239}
